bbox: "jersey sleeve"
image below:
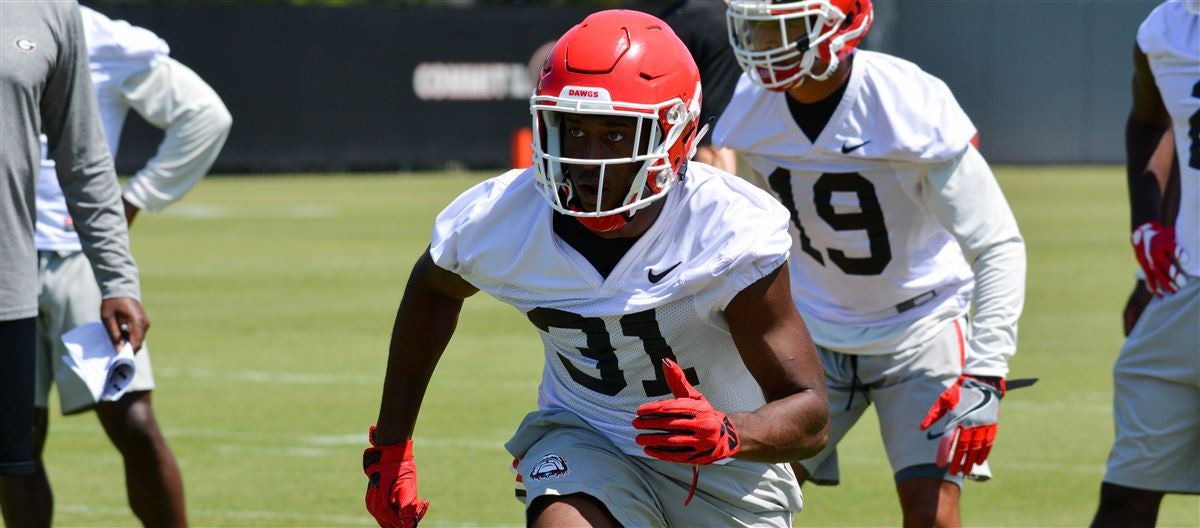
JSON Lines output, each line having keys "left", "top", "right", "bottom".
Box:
{"left": 121, "top": 57, "right": 232, "bottom": 211}
{"left": 860, "top": 55, "right": 977, "bottom": 164}
{"left": 428, "top": 172, "right": 520, "bottom": 278}
{"left": 919, "top": 146, "right": 1025, "bottom": 377}
{"left": 1136, "top": 2, "right": 1192, "bottom": 62}
{"left": 691, "top": 173, "right": 793, "bottom": 319}
{"left": 79, "top": 6, "right": 168, "bottom": 65}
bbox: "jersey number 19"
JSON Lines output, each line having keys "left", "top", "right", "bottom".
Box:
{"left": 768, "top": 169, "right": 893, "bottom": 276}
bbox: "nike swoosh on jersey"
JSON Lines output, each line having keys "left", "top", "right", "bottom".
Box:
{"left": 925, "top": 389, "right": 993, "bottom": 440}
{"left": 841, "top": 140, "right": 871, "bottom": 154}
{"left": 648, "top": 262, "right": 683, "bottom": 284}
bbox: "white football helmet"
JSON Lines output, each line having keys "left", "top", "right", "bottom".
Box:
{"left": 727, "top": 0, "right": 873, "bottom": 90}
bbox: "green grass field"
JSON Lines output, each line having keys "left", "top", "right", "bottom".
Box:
{"left": 27, "top": 167, "right": 1199, "bottom": 526}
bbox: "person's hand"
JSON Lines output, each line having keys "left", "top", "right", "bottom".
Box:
{"left": 919, "top": 375, "right": 1005, "bottom": 476}
{"left": 1122, "top": 280, "right": 1154, "bottom": 336}
{"left": 122, "top": 197, "right": 141, "bottom": 226}
{"left": 1132, "top": 221, "right": 1188, "bottom": 296}
{"left": 633, "top": 358, "right": 740, "bottom": 465}
{"left": 99, "top": 297, "right": 148, "bottom": 351}
{"left": 363, "top": 426, "right": 428, "bottom": 528}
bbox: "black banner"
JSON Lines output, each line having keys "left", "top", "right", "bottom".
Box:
{"left": 98, "top": 3, "right": 607, "bottom": 173}
{"left": 94, "top": 2, "right": 1158, "bottom": 172}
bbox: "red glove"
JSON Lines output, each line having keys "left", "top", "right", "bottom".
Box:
{"left": 633, "top": 358, "right": 741, "bottom": 465}
{"left": 1132, "top": 221, "right": 1189, "bottom": 296}
{"left": 363, "top": 426, "right": 429, "bottom": 528}
{"left": 919, "top": 375, "right": 1005, "bottom": 476}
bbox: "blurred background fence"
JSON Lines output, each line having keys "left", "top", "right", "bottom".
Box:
{"left": 91, "top": 0, "right": 1161, "bottom": 173}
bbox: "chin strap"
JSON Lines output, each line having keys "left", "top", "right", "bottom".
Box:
{"left": 574, "top": 213, "right": 627, "bottom": 232}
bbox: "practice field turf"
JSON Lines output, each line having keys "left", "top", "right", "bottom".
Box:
{"left": 26, "top": 167, "right": 1199, "bottom": 527}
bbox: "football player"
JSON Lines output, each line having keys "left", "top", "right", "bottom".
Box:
{"left": 0, "top": 6, "right": 231, "bottom": 527}
{"left": 1092, "top": 2, "right": 1199, "bottom": 526}
{"left": 714, "top": 1, "right": 1027, "bottom": 525}
{"left": 364, "top": 10, "right": 829, "bottom": 527}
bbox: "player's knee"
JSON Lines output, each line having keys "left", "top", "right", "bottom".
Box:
{"left": 897, "top": 474, "right": 959, "bottom": 528}
{"left": 32, "top": 407, "right": 49, "bottom": 457}
{"left": 97, "top": 394, "right": 164, "bottom": 453}
{"left": 1092, "top": 482, "right": 1164, "bottom": 527}
{"left": 901, "top": 502, "right": 940, "bottom": 528}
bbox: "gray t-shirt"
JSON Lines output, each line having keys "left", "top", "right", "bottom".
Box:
{"left": 0, "top": 1, "right": 139, "bottom": 320}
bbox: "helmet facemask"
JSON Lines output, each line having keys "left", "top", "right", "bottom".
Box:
{"left": 531, "top": 88, "right": 698, "bottom": 232}
{"left": 728, "top": 0, "right": 872, "bottom": 90}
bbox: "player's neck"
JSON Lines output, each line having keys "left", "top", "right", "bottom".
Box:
{"left": 785, "top": 59, "right": 853, "bottom": 104}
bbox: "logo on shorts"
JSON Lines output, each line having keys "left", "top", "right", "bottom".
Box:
{"left": 13, "top": 37, "right": 36, "bottom": 52}
{"left": 529, "top": 453, "right": 568, "bottom": 481}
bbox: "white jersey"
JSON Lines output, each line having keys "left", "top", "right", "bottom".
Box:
{"left": 1139, "top": 2, "right": 1200, "bottom": 276}
{"left": 715, "top": 51, "right": 1024, "bottom": 376}
{"left": 430, "top": 164, "right": 792, "bottom": 459}
{"left": 37, "top": 6, "right": 230, "bottom": 251}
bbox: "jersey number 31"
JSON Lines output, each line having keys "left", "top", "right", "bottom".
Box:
{"left": 527, "top": 307, "right": 699, "bottom": 398}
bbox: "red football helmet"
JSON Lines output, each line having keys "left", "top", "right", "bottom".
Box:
{"left": 531, "top": 10, "right": 702, "bottom": 232}
{"left": 727, "top": 0, "right": 873, "bottom": 90}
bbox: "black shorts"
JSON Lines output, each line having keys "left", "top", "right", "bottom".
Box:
{"left": 0, "top": 317, "right": 35, "bottom": 475}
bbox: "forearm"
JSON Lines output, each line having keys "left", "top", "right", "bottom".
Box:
{"left": 62, "top": 171, "right": 141, "bottom": 300}
{"left": 1126, "top": 117, "right": 1169, "bottom": 229}
{"left": 373, "top": 252, "right": 476, "bottom": 446}
{"left": 1126, "top": 44, "right": 1172, "bottom": 229}
{"left": 122, "top": 58, "right": 232, "bottom": 212}
{"left": 730, "top": 390, "right": 827, "bottom": 462}
{"left": 964, "top": 237, "right": 1025, "bottom": 376}
{"left": 724, "top": 264, "right": 829, "bottom": 462}
{"left": 373, "top": 283, "right": 464, "bottom": 446}
{"left": 731, "top": 314, "right": 828, "bottom": 462}
{"left": 922, "top": 147, "right": 1024, "bottom": 376}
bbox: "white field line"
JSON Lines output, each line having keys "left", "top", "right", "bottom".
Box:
{"left": 156, "top": 367, "right": 377, "bottom": 386}
{"left": 1000, "top": 399, "right": 1111, "bottom": 414}
{"left": 162, "top": 203, "right": 338, "bottom": 219}
{"left": 155, "top": 367, "right": 530, "bottom": 391}
{"left": 58, "top": 503, "right": 520, "bottom": 527}
{"left": 997, "top": 460, "right": 1107, "bottom": 476}
{"left": 49, "top": 423, "right": 508, "bottom": 452}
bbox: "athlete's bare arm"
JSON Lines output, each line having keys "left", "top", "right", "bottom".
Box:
{"left": 373, "top": 248, "right": 479, "bottom": 446}
{"left": 1124, "top": 128, "right": 1178, "bottom": 331}
{"left": 724, "top": 263, "right": 829, "bottom": 462}
{"left": 1127, "top": 44, "right": 1173, "bottom": 230}
{"left": 1122, "top": 45, "right": 1181, "bottom": 333}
